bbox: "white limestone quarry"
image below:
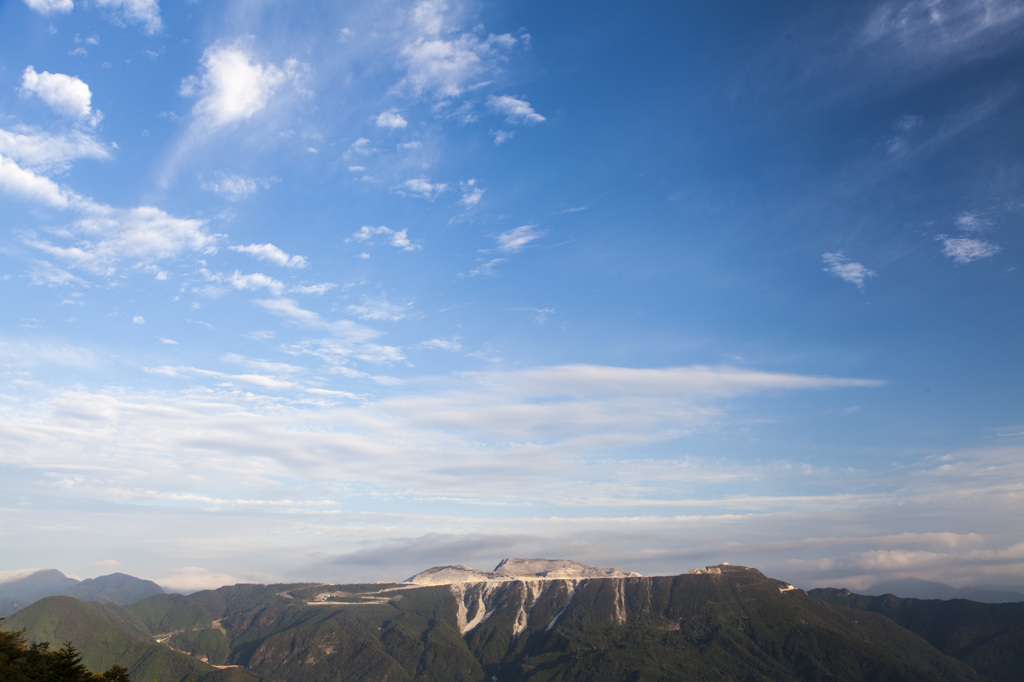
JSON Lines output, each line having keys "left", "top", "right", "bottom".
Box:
{"left": 404, "top": 558, "right": 641, "bottom": 635}
{"left": 405, "top": 558, "right": 640, "bottom": 586}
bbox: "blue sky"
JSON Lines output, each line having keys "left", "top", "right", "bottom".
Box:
{"left": 0, "top": 0, "right": 1021, "bottom": 593}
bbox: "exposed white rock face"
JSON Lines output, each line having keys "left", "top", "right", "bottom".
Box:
{"left": 494, "top": 558, "right": 641, "bottom": 580}
{"left": 403, "top": 558, "right": 643, "bottom": 636}
{"left": 405, "top": 558, "right": 640, "bottom": 585}
{"left": 403, "top": 565, "right": 495, "bottom": 585}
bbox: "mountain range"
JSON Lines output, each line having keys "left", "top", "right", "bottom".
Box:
{"left": 0, "top": 570, "right": 165, "bottom": 617}
{"left": 4, "top": 558, "right": 1023, "bottom": 680}
{"left": 861, "top": 577, "right": 1024, "bottom": 604}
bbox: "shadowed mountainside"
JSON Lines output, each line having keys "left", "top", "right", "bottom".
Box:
{"left": 810, "top": 587, "right": 1024, "bottom": 682}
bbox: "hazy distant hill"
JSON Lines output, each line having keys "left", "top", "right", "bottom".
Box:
{"left": 5, "top": 560, "right": 984, "bottom": 681}
{"left": 0, "top": 570, "right": 164, "bottom": 616}
{"left": 0, "top": 569, "right": 79, "bottom": 615}
{"left": 63, "top": 572, "right": 165, "bottom": 605}
{"left": 863, "top": 577, "right": 1024, "bottom": 603}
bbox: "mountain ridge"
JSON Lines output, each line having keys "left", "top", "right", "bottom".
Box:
{"left": 0, "top": 569, "right": 164, "bottom": 617}
{"left": 863, "top": 577, "right": 1024, "bottom": 603}
{"left": 5, "top": 560, "right": 988, "bottom": 681}
{"left": 405, "top": 557, "right": 641, "bottom": 585}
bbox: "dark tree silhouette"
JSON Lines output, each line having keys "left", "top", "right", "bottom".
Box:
{"left": 0, "top": 620, "right": 131, "bottom": 681}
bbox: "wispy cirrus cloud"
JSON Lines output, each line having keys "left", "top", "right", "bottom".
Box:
{"left": 394, "top": 0, "right": 526, "bottom": 101}
{"left": 419, "top": 337, "right": 461, "bottom": 352}
{"left": 229, "top": 243, "right": 307, "bottom": 268}
{"left": 860, "top": 0, "right": 1024, "bottom": 66}
{"left": 348, "top": 294, "right": 412, "bottom": 322}
{"left": 0, "top": 126, "right": 111, "bottom": 173}
{"left": 955, "top": 210, "right": 991, "bottom": 232}
{"left": 487, "top": 94, "right": 545, "bottom": 124}
{"left": 495, "top": 224, "right": 542, "bottom": 253}
{"left": 254, "top": 297, "right": 381, "bottom": 345}
{"left": 938, "top": 236, "right": 1000, "bottom": 263}
{"left": 202, "top": 173, "right": 275, "bottom": 201}
{"left": 95, "top": 0, "right": 163, "bottom": 35}
{"left": 822, "top": 252, "right": 875, "bottom": 289}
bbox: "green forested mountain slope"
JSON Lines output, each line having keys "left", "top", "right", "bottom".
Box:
{"left": 810, "top": 587, "right": 1024, "bottom": 682}
{"left": 5, "top": 596, "right": 266, "bottom": 682}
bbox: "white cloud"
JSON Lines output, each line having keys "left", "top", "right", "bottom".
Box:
{"left": 516, "top": 307, "right": 555, "bottom": 324}
{"left": 0, "top": 126, "right": 111, "bottom": 173}
{"left": 95, "top": 0, "right": 162, "bottom": 35}
{"left": 0, "top": 337, "right": 97, "bottom": 368}
{"left": 27, "top": 200, "right": 221, "bottom": 274}
{"left": 468, "top": 257, "right": 504, "bottom": 277}
{"left": 419, "top": 337, "right": 462, "bottom": 352}
{"left": 348, "top": 295, "right": 411, "bottom": 322}
{"left": 202, "top": 173, "right": 274, "bottom": 201}
{"left": 291, "top": 283, "right": 335, "bottom": 295}
{"left": 955, "top": 211, "right": 990, "bottom": 232}
{"left": 156, "top": 566, "right": 240, "bottom": 593}
{"left": 182, "top": 41, "right": 301, "bottom": 129}
{"left": 822, "top": 252, "right": 875, "bottom": 289}
{"left": 861, "top": 0, "right": 1024, "bottom": 63}
{"left": 399, "top": 177, "right": 448, "bottom": 200}
{"left": 493, "top": 130, "right": 514, "bottom": 144}
{"left": 460, "top": 178, "right": 484, "bottom": 207}
{"left": 230, "top": 271, "right": 284, "bottom": 295}
{"left": 495, "top": 224, "right": 542, "bottom": 253}
{"left": 399, "top": 1, "right": 523, "bottom": 98}
{"left": 0, "top": 363, "right": 898, "bottom": 582}
{"left": 487, "top": 94, "right": 545, "bottom": 124}
{"left": 93, "top": 558, "right": 122, "bottom": 570}
{"left": 345, "top": 137, "right": 374, "bottom": 158}
{"left": 938, "top": 236, "right": 1000, "bottom": 263}
{"left": 132, "top": 315, "right": 145, "bottom": 324}
{"left": 349, "top": 225, "right": 421, "bottom": 251}
{"left": 229, "top": 243, "right": 307, "bottom": 269}
{"left": 284, "top": 338, "right": 405, "bottom": 371}
{"left": 0, "top": 153, "right": 84, "bottom": 208}
{"left": 21, "top": 67, "right": 101, "bottom": 126}
{"left": 254, "top": 298, "right": 381, "bottom": 343}
{"left": 375, "top": 110, "right": 408, "bottom": 129}
{"left": 29, "top": 260, "right": 87, "bottom": 287}
{"left": 148, "top": 364, "right": 303, "bottom": 392}
{"left": 22, "top": 0, "right": 73, "bottom": 15}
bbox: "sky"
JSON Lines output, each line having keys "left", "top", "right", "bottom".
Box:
{"left": 0, "top": 0, "right": 1022, "bottom": 594}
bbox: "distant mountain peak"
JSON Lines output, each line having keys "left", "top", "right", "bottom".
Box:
{"left": 405, "top": 557, "right": 641, "bottom": 585}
